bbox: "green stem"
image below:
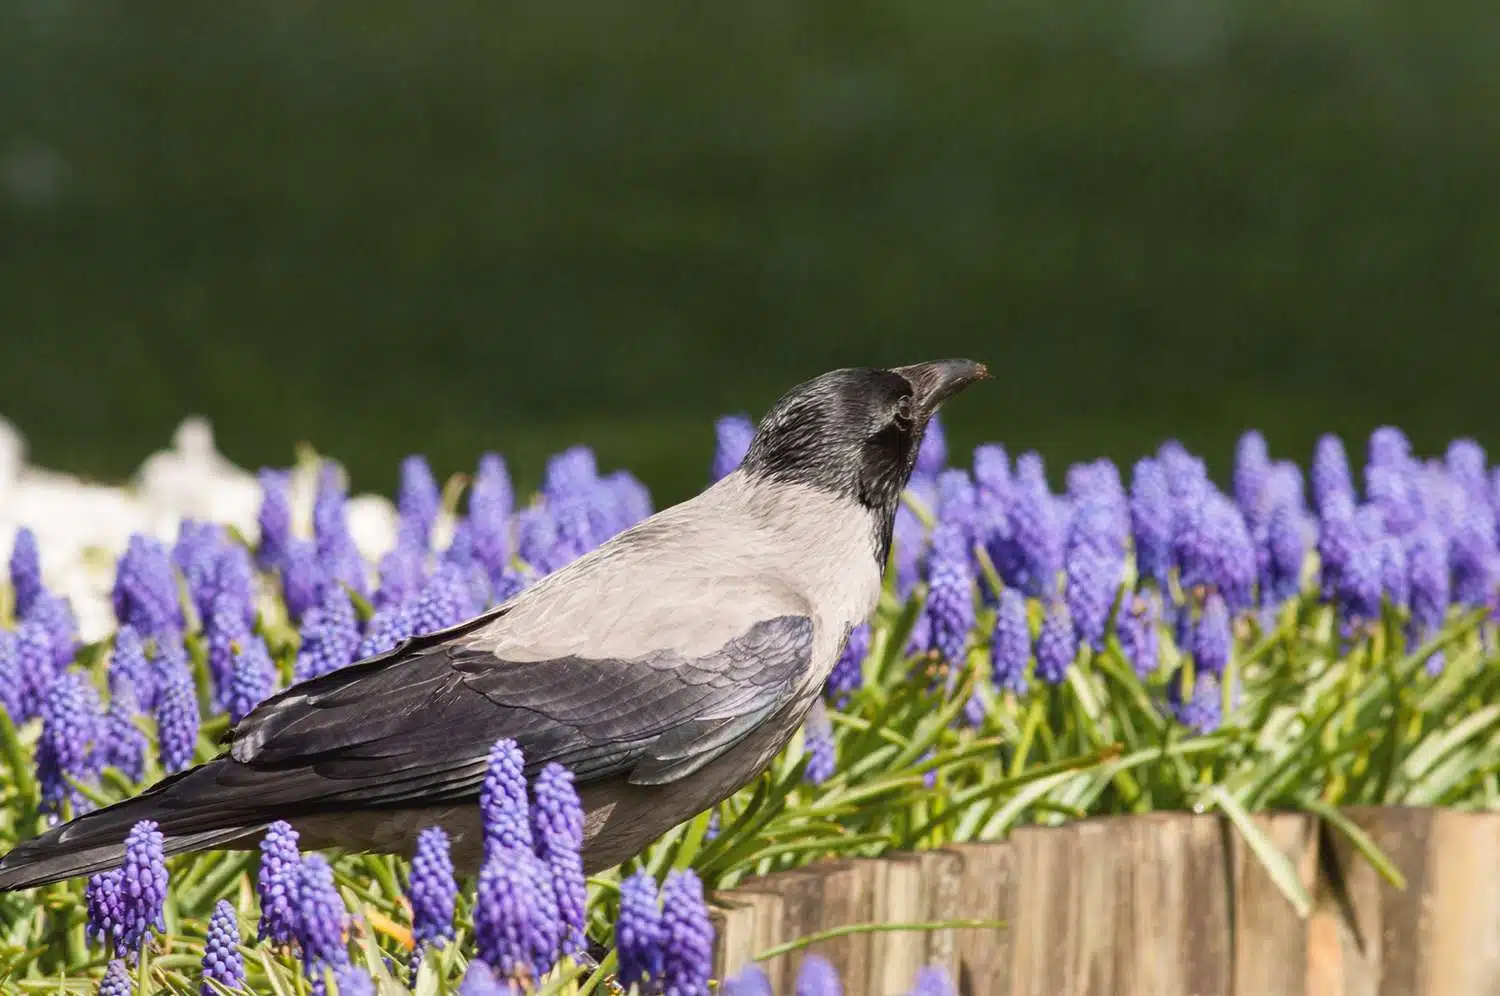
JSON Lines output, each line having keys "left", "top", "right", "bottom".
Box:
{"left": 753, "top": 919, "right": 1006, "bottom": 962}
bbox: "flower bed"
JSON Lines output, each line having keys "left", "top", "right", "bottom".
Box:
{"left": 0, "top": 413, "right": 1496, "bottom": 994}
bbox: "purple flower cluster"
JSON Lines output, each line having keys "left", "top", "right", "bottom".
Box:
{"left": 472, "top": 738, "right": 590, "bottom": 985}
{"left": 84, "top": 819, "right": 168, "bottom": 956}
{"left": 825, "top": 622, "right": 870, "bottom": 705}
{"left": 35, "top": 670, "right": 100, "bottom": 815}
{"left": 201, "top": 900, "right": 245, "bottom": 995}
{"left": 294, "top": 587, "right": 360, "bottom": 682}
{"left": 802, "top": 701, "right": 837, "bottom": 786}
{"left": 712, "top": 414, "right": 755, "bottom": 483}
{"left": 257, "top": 820, "right": 302, "bottom": 944}
{"left": 407, "top": 826, "right": 458, "bottom": 971}
{"left": 112, "top": 534, "right": 183, "bottom": 637}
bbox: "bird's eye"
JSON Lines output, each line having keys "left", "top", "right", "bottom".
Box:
{"left": 892, "top": 396, "right": 914, "bottom": 425}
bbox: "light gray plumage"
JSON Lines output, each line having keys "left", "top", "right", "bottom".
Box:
{"left": 0, "top": 359, "right": 987, "bottom": 890}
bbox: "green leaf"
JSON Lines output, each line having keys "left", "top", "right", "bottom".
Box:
{"left": 1204, "top": 786, "right": 1312, "bottom": 918}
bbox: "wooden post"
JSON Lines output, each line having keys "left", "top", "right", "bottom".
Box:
{"left": 1008, "top": 822, "right": 1081, "bottom": 996}
{"left": 916, "top": 849, "right": 965, "bottom": 977}
{"left": 805, "top": 860, "right": 878, "bottom": 996}
{"left": 1420, "top": 809, "right": 1500, "bottom": 996}
{"left": 943, "top": 841, "right": 1017, "bottom": 996}
{"left": 869, "top": 854, "right": 928, "bottom": 996}
{"left": 1231, "top": 812, "right": 1318, "bottom": 996}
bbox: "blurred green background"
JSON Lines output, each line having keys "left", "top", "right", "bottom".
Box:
{"left": 3, "top": 1, "right": 1498, "bottom": 503}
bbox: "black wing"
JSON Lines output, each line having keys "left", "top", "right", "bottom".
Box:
{"left": 222, "top": 611, "right": 815, "bottom": 813}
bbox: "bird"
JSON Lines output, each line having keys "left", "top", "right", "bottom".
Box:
{"left": 0, "top": 359, "right": 987, "bottom": 891}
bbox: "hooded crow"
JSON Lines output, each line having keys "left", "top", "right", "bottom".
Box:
{"left": 0, "top": 359, "right": 987, "bottom": 890}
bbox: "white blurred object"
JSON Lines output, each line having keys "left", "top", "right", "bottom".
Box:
{"left": 135, "top": 417, "right": 262, "bottom": 541}
{"left": 0, "top": 416, "right": 409, "bottom": 640}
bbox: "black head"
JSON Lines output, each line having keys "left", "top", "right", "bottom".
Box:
{"left": 741, "top": 359, "right": 989, "bottom": 557}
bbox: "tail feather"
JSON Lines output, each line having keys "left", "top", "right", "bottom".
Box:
{"left": 0, "top": 759, "right": 267, "bottom": 893}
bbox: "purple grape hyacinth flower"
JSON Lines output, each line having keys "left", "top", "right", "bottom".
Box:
{"left": 1117, "top": 592, "right": 1160, "bottom": 680}
{"left": 892, "top": 504, "right": 927, "bottom": 597}
{"left": 375, "top": 545, "right": 426, "bottom": 611}
{"left": 313, "top": 464, "right": 368, "bottom": 598}
{"left": 86, "top": 870, "right": 125, "bottom": 950}
{"left": 201, "top": 899, "right": 244, "bottom": 996}
{"left": 1168, "top": 670, "right": 1224, "bottom": 735}
{"left": 98, "top": 695, "right": 148, "bottom": 783}
{"left": 915, "top": 413, "right": 948, "bottom": 478}
{"left": 16, "top": 620, "right": 58, "bottom": 722}
{"left": 1450, "top": 504, "right": 1498, "bottom": 609}
{"left": 1065, "top": 542, "right": 1119, "bottom": 653}
{"left": 936, "top": 469, "right": 979, "bottom": 540}
{"left": 226, "top": 635, "right": 278, "bottom": 724}
{"left": 1312, "top": 435, "right": 1354, "bottom": 513}
{"left": 25, "top": 590, "right": 79, "bottom": 670}
{"left": 1034, "top": 602, "right": 1077, "bottom": 685}
{"left": 119, "top": 820, "right": 168, "bottom": 951}
{"left": 925, "top": 523, "right": 974, "bottom": 666}
{"left": 1130, "top": 458, "right": 1174, "bottom": 589}
{"left": 1232, "top": 431, "right": 1270, "bottom": 518}
{"left": 1446, "top": 438, "right": 1488, "bottom": 501}
{"left": 796, "top": 955, "right": 844, "bottom": 996}
{"left": 802, "top": 700, "right": 837, "bottom": 786}
{"left": 1379, "top": 534, "right": 1409, "bottom": 611}
{"left": 474, "top": 847, "right": 545, "bottom": 983}
{"left": 205, "top": 591, "right": 251, "bottom": 711}
{"left": 531, "top": 763, "right": 588, "bottom": 957}
{"left": 712, "top": 414, "right": 755, "bottom": 483}
{"left": 973, "top": 443, "right": 1011, "bottom": 500}
{"left": 175, "top": 519, "right": 224, "bottom": 618}
{"left": 296, "top": 854, "right": 352, "bottom": 979}
{"left": 154, "top": 645, "right": 200, "bottom": 774}
{"left": 1192, "top": 594, "right": 1232, "bottom": 676}
{"left": 723, "top": 965, "right": 775, "bottom": 996}
{"left": 617, "top": 870, "right": 665, "bottom": 990}
{"left": 1336, "top": 515, "right": 1385, "bottom": 635}
{"left": 1173, "top": 492, "right": 1256, "bottom": 612}
{"left": 480, "top": 738, "right": 532, "bottom": 857}
{"left": 826, "top": 621, "right": 869, "bottom": 705}
{"left": 398, "top": 455, "right": 443, "bottom": 551}
{"left": 295, "top": 587, "right": 361, "bottom": 682}
{"left": 0, "top": 631, "right": 19, "bottom": 722}
{"left": 201, "top": 544, "right": 256, "bottom": 632}
{"left": 112, "top": 534, "right": 184, "bottom": 637}
{"left": 98, "top": 960, "right": 133, "bottom": 996}
{"left": 991, "top": 588, "right": 1030, "bottom": 694}
{"left": 543, "top": 446, "right": 598, "bottom": 502}
{"left": 334, "top": 967, "right": 376, "bottom": 996}
{"left": 470, "top": 453, "right": 515, "bottom": 574}
{"left": 1002, "top": 475, "right": 1065, "bottom": 599}
{"left": 36, "top": 670, "right": 101, "bottom": 815}
{"left": 280, "top": 540, "right": 329, "bottom": 624}
{"left": 110, "top": 625, "right": 156, "bottom": 713}
{"left": 257, "top": 468, "right": 295, "bottom": 570}
{"left": 661, "top": 870, "right": 714, "bottom": 996}
{"left": 458, "top": 961, "right": 514, "bottom": 995}
{"left": 412, "top": 562, "right": 476, "bottom": 636}
{"left": 1263, "top": 501, "right": 1306, "bottom": 606}
{"left": 907, "top": 966, "right": 957, "bottom": 996}
{"left": 1407, "top": 524, "right": 1450, "bottom": 638}
{"left": 10, "top": 525, "right": 42, "bottom": 619}
{"left": 408, "top": 826, "right": 458, "bottom": 976}
{"left": 257, "top": 821, "right": 302, "bottom": 944}
{"left": 358, "top": 599, "right": 417, "bottom": 658}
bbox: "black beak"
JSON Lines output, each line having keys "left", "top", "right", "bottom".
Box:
{"left": 890, "top": 359, "right": 990, "bottom": 411}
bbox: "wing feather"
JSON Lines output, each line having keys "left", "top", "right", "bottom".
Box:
{"left": 221, "top": 613, "right": 814, "bottom": 814}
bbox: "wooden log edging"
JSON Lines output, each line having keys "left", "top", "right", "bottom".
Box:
{"left": 708, "top": 807, "right": 1500, "bottom": 996}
